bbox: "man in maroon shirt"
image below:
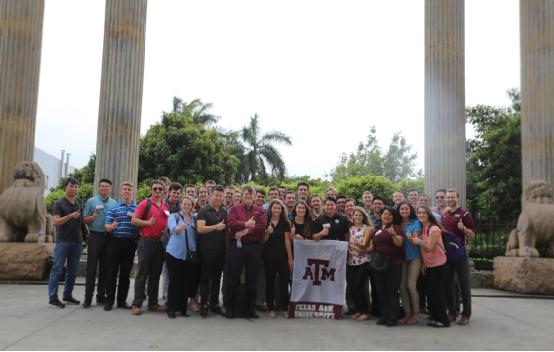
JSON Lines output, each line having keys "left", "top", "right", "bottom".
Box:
{"left": 223, "top": 186, "right": 267, "bottom": 319}
{"left": 442, "top": 188, "right": 475, "bottom": 326}
{"left": 130, "top": 180, "right": 170, "bottom": 315}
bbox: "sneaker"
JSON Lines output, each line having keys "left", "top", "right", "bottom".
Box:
{"left": 131, "top": 306, "right": 142, "bottom": 315}
{"left": 63, "top": 296, "right": 80, "bottom": 305}
{"left": 148, "top": 304, "right": 167, "bottom": 312}
{"left": 49, "top": 298, "right": 66, "bottom": 309}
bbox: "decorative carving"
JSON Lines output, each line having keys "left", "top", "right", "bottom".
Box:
{"left": 506, "top": 181, "right": 554, "bottom": 257}
{"left": 0, "top": 161, "right": 54, "bottom": 243}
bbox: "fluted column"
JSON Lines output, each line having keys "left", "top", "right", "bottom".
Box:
{"left": 94, "top": 0, "right": 147, "bottom": 192}
{"left": 520, "top": 0, "right": 554, "bottom": 190}
{"left": 424, "top": 0, "right": 466, "bottom": 205}
{"left": 0, "top": 0, "right": 44, "bottom": 193}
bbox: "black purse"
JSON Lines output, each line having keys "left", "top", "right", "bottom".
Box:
{"left": 368, "top": 252, "right": 390, "bottom": 272}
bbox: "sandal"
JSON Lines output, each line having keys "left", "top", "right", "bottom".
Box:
{"left": 406, "top": 313, "right": 419, "bottom": 324}
{"left": 351, "top": 313, "right": 362, "bottom": 320}
{"left": 399, "top": 315, "right": 411, "bottom": 324}
{"left": 355, "top": 314, "right": 370, "bottom": 321}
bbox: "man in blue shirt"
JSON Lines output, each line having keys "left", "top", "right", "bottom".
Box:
{"left": 82, "top": 178, "right": 117, "bottom": 308}
{"left": 102, "top": 181, "right": 138, "bottom": 311}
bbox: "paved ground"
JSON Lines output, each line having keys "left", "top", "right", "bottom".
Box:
{"left": 0, "top": 284, "right": 553, "bottom": 350}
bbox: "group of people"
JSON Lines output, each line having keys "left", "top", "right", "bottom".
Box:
{"left": 47, "top": 176, "right": 475, "bottom": 328}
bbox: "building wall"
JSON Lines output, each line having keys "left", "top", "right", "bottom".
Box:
{"left": 33, "top": 148, "right": 75, "bottom": 195}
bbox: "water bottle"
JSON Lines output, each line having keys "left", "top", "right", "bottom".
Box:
{"left": 524, "top": 245, "right": 530, "bottom": 257}
{"left": 37, "top": 231, "right": 45, "bottom": 244}
{"left": 236, "top": 238, "right": 242, "bottom": 248}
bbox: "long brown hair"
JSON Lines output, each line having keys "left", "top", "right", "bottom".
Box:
{"left": 292, "top": 200, "right": 313, "bottom": 238}
{"left": 267, "top": 198, "right": 288, "bottom": 226}
{"left": 416, "top": 205, "right": 447, "bottom": 233}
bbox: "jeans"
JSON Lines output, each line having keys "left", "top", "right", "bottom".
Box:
{"left": 446, "top": 251, "right": 472, "bottom": 318}
{"left": 165, "top": 253, "right": 190, "bottom": 313}
{"left": 48, "top": 241, "right": 82, "bottom": 300}
{"left": 132, "top": 237, "right": 164, "bottom": 308}
{"left": 346, "top": 263, "right": 371, "bottom": 314}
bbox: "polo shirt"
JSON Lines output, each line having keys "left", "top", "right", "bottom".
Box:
{"left": 402, "top": 219, "right": 422, "bottom": 260}
{"left": 52, "top": 197, "right": 83, "bottom": 242}
{"left": 164, "top": 198, "right": 181, "bottom": 214}
{"left": 105, "top": 201, "right": 138, "bottom": 239}
{"left": 84, "top": 195, "right": 117, "bottom": 233}
{"left": 442, "top": 207, "right": 475, "bottom": 247}
{"left": 134, "top": 197, "right": 169, "bottom": 239}
{"left": 373, "top": 224, "right": 404, "bottom": 263}
{"left": 312, "top": 213, "right": 349, "bottom": 241}
{"left": 196, "top": 204, "right": 227, "bottom": 252}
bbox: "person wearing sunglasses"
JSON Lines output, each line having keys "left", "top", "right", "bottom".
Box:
{"left": 432, "top": 189, "right": 447, "bottom": 216}
{"left": 130, "top": 180, "right": 170, "bottom": 315}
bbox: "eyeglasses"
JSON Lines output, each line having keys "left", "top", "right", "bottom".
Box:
{"left": 435, "top": 196, "right": 445, "bottom": 199}
{"left": 152, "top": 187, "right": 163, "bottom": 191}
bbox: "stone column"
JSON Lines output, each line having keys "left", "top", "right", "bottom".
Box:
{"left": 520, "top": 0, "right": 554, "bottom": 190}
{"left": 424, "top": 0, "right": 466, "bottom": 205}
{"left": 94, "top": 0, "right": 147, "bottom": 193}
{"left": 0, "top": 0, "right": 44, "bottom": 193}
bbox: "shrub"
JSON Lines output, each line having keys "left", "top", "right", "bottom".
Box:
{"left": 336, "top": 176, "right": 396, "bottom": 205}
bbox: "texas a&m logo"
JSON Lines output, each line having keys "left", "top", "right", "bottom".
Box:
{"left": 302, "top": 259, "right": 336, "bottom": 286}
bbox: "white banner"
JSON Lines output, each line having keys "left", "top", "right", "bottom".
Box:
{"left": 289, "top": 239, "right": 347, "bottom": 319}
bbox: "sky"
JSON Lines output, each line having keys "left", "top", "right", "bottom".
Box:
{"left": 34, "top": 0, "right": 520, "bottom": 180}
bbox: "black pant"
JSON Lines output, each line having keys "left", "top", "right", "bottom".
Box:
{"left": 224, "top": 241, "right": 263, "bottom": 313}
{"left": 105, "top": 237, "right": 137, "bottom": 306}
{"left": 373, "top": 261, "right": 402, "bottom": 324}
{"left": 368, "top": 270, "right": 380, "bottom": 317}
{"left": 446, "top": 253, "right": 472, "bottom": 318}
{"left": 199, "top": 249, "right": 225, "bottom": 308}
{"left": 427, "top": 264, "right": 449, "bottom": 325}
{"left": 132, "top": 237, "right": 164, "bottom": 308}
{"left": 165, "top": 252, "right": 190, "bottom": 313}
{"left": 347, "top": 263, "right": 371, "bottom": 314}
{"left": 85, "top": 231, "right": 109, "bottom": 301}
{"left": 264, "top": 257, "right": 289, "bottom": 311}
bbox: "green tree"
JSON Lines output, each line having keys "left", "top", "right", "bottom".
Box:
{"left": 239, "top": 114, "right": 292, "bottom": 182}
{"left": 170, "top": 97, "right": 220, "bottom": 126}
{"left": 56, "top": 154, "right": 95, "bottom": 190}
{"left": 336, "top": 175, "right": 396, "bottom": 205}
{"left": 466, "top": 89, "right": 521, "bottom": 223}
{"left": 329, "top": 126, "right": 417, "bottom": 183}
{"left": 382, "top": 133, "right": 418, "bottom": 183}
{"left": 138, "top": 107, "right": 240, "bottom": 185}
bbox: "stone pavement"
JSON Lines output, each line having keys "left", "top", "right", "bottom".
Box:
{"left": 0, "top": 284, "right": 553, "bottom": 350}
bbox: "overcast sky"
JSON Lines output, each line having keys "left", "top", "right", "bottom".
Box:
{"left": 34, "top": 0, "right": 520, "bottom": 179}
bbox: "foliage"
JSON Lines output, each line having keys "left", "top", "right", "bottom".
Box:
{"left": 239, "top": 114, "right": 292, "bottom": 183}
{"left": 330, "top": 126, "right": 418, "bottom": 183}
{"left": 55, "top": 154, "right": 96, "bottom": 191}
{"left": 396, "top": 177, "right": 425, "bottom": 196}
{"left": 138, "top": 106, "right": 241, "bottom": 185}
{"left": 465, "top": 89, "right": 521, "bottom": 223}
{"left": 335, "top": 175, "right": 396, "bottom": 205}
{"left": 45, "top": 183, "right": 94, "bottom": 213}
{"left": 135, "top": 183, "right": 151, "bottom": 203}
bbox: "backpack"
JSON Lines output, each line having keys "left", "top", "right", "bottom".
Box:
{"left": 442, "top": 231, "right": 465, "bottom": 264}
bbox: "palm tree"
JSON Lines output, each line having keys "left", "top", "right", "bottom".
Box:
{"left": 240, "top": 114, "right": 292, "bottom": 181}
{"left": 170, "top": 97, "right": 220, "bottom": 126}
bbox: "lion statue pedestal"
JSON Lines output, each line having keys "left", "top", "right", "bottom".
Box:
{"left": 494, "top": 180, "right": 554, "bottom": 295}
{"left": 0, "top": 243, "right": 55, "bottom": 280}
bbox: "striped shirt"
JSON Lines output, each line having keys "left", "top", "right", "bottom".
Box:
{"left": 105, "top": 201, "right": 138, "bottom": 239}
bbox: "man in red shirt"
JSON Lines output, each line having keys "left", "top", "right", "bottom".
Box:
{"left": 223, "top": 186, "right": 267, "bottom": 319}
{"left": 442, "top": 188, "right": 475, "bottom": 326}
{"left": 130, "top": 180, "right": 170, "bottom": 315}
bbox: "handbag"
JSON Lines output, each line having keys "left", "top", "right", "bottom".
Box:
{"left": 368, "top": 252, "right": 390, "bottom": 272}
{"left": 180, "top": 214, "right": 199, "bottom": 264}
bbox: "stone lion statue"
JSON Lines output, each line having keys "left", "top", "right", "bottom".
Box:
{"left": 0, "top": 161, "right": 54, "bottom": 243}
{"left": 506, "top": 180, "right": 554, "bottom": 257}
